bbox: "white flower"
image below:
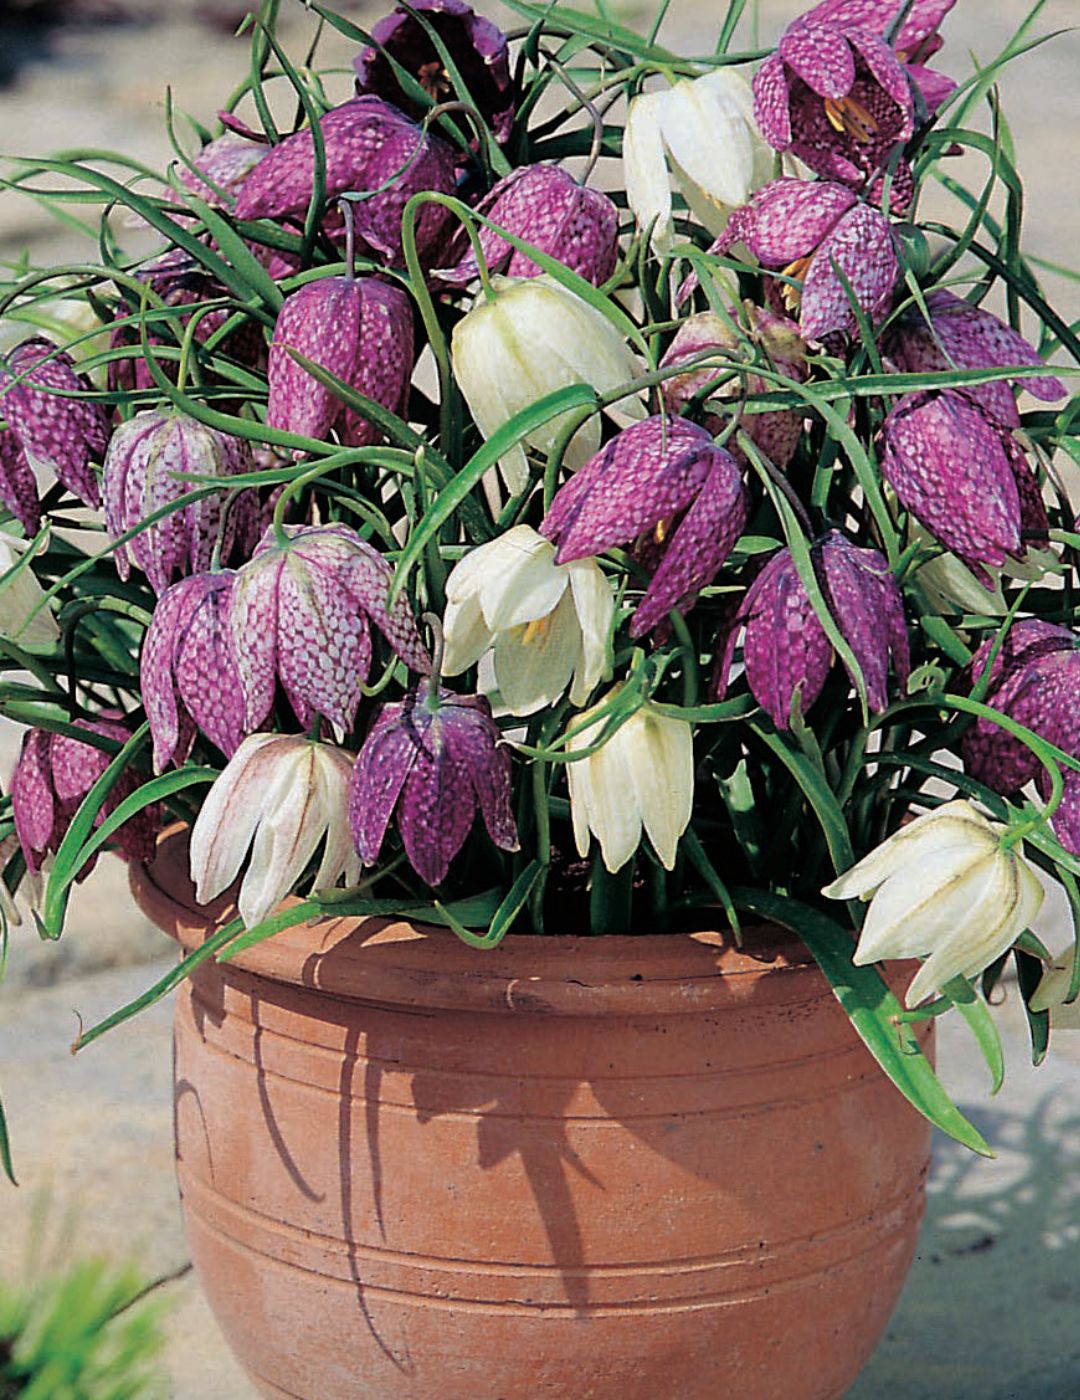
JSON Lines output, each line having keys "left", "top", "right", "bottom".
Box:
{"left": 1031, "top": 952, "right": 1080, "bottom": 1029}
{"left": 189, "top": 734, "right": 360, "bottom": 928}
{"left": 450, "top": 275, "right": 643, "bottom": 510}
{"left": 823, "top": 800, "right": 1044, "bottom": 1007}
{"left": 624, "top": 69, "right": 773, "bottom": 254}
{"left": 442, "top": 525, "right": 613, "bottom": 715}
{"left": 565, "top": 692, "right": 693, "bottom": 873}
{"left": 0, "top": 531, "right": 60, "bottom": 650}
{"left": 0, "top": 834, "right": 23, "bottom": 928}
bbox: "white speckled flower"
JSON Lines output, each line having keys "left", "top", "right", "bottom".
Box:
{"left": 0, "top": 531, "right": 59, "bottom": 650}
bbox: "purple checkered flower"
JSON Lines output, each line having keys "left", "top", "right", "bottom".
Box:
{"left": 267, "top": 276, "right": 414, "bottom": 447}
{"left": 716, "top": 178, "right": 898, "bottom": 341}
{"left": 879, "top": 389, "right": 1048, "bottom": 583}
{"left": 348, "top": 679, "right": 518, "bottom": 886}
{"left": 178, "top": 130, "right": 269, "bottom": 208}
{"left": 233, "top": 96, "right": 457, "bottom": 267}
{"left": 540, "top": 415, "right": 748, "bottom": 638}
{"left": 714, "top": 530, "right": 910, "bottom": 727}
{"left": 0, "top": 337, "right": 108, "bottom": 525}
{"left": 753, "top": 0, "right": 956, "bottom": 212}
{"left": 435, "top": 165, "right": 619, "bottom": 287}
{"left": 232, "top": 523, "right": 431, "bottom": 734}
{"left": 11, "top": 717, "right": 159, "bottom": 876}
{"left": 103, "top": 409, "right": 254, "bottom": 596}
{"left": 883, "top": 289, "right": 1066, "bottom": 426}
{"left": 141, "top": 571, "right": 248, "bottom": 773}
{"left": 354, "top": 0, "right": 515, "bottom": 145}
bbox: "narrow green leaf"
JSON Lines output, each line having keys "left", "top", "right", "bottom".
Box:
{"left": 0, "top": 1087, "right": 16, "bottom": 1186}
{"left": 1014, "top": 947, "right": 1050, "bottom": 1066}
{"left": 940, "top": 975, "right": 1005, "bottom": 1095}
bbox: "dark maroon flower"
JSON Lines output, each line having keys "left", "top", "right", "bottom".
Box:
{"left": 353, "top": 0, "right": 515, "bottom": 145}
{"left": 11, "top": 717, "right": 159, "bottom": 875}
{"left": 141, "top": 572, "right": 248, "bottom": 773}
{"left": 233, "top": 96, "right": 457, "bottom": 267}
{"left": 348, "top": 679, "right": 518, "bottom": 886}
{"left": 435, "top": 165, "right": 619, "bottom": 287}
{"left": 714, "top": 531, "right": 910, "bottom": 727}
{"left": 231, "top": 524, "right": 431, "bottom": 734}
{"left": 267, "top": 276, "right": 414, "bottom": 447}
{"left": 540, "top": 415, "right": 748, "bottom": 638}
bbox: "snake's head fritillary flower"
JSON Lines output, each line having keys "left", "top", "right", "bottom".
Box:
{"left": 1031, "top": 951, "right": 1080, "bottom": 1029}
{"left": 0, "top": 530, "right": 60, "bottom": 651}
{"left": 178, "top": 130, "right": 269, "bottom": 207}
{"left": 714, "top": 530, "right": 909, "bottom": 727}
{"left": 823, "top": 799, "right": 1043, "bottom": 1007}
{"left": 102, "top": 409, "right": 253, "bottom": 596}
{"left": 624, "top": 68, "right": 773, "bottom": 253}
{"left": 233, "top": 96, "right": 457, "bottom": 267}
{"left": 716, "top": 178, "right": 898, "bottom": 341}
{"left": 11, "top": 717, "right": 159, "bottom": 877}
{"left": 348, "top": 680, "right": 518, "bottom": 887}
{"left": 541, "top": 415, "right": 748, "bottom": 638}
{"left": 436, "top": 165, "right": 619, "bottom": 287}
{"left": 232, "top": 523, "right": 431, "bottom": 735}
{"left": 267, "top": 276, "right": 414, "bottom": 447}
{"left": 189, "top": 734, "right": 360, "bottom": 929}
{"left": 354, "top": 0, "right": 515, "bottom": 146}
{"left": 442, "top": 524, "right": 614, "bottom": 715}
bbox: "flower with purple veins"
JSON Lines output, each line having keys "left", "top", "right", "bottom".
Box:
{"left": 714, "top": 531, "right": 910, "bottom": 727}
{"left": 231, "top": 523, "right": 431, "bottom": 735}
{"left": 540, "top": 415, "right": 748, "bottom": 639}
{"left": 348, "top": 679, "right": 518, "bottom": 887}
{"left": 353, "top": 0, "right": 515, "bottom": 146}
{"left": 716, "top": 177, "right": 898, "bottom": 341}
{"left": 435, "top": 164, "right": 619, "bottom": 288}
{"left": 178, "top": 130, "right": 269, "bottom": 208}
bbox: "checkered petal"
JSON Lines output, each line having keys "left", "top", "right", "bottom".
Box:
{"left": 0, "top": 428, "right": 42, "bottom": 535}
{"left": 11, "top": 728, "right": 55, "bottom": 873}
{"left": 817, "top": 532, "right": 908, "bottom": 712}
{"left": 779, "top": 18, "right": 856, "bottom": 99}
{"left": 800, "top": 202, "right": 898, "bottom": 340}
{"left": 752, "top": 51, "right": 794, "bottom": 149}
{"left": 737, "top": 550, "right": 834, "bottom": 728}
{"left": 348, "top": 703, "right": 417, "bottom": 866}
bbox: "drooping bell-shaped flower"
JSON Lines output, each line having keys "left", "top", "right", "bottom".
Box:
{"left": 540, "top": 415, "right": 748, "bottom": 638}
{"left": 442, "top": 524, "right": 613, "bottom": 715}
{"left": 353, "top": 0, "right": 515, "bottom": 145}
{"left": 189, "top": 734, "right": 360, "bottom": 928}
{"left": 883, "top": 289, "right": 1066, "bottom": 427}
{"left": 348, "top": 680, "right": 518, "bottom": 887}
{"left": 1031, "top": 951, "right": 1080, "bottom": 1030}
{"left": 624, "top": 68, "right": 774, "bottom": 254}
{"left": 11, "top": 717, "right": 159, "bottom": 876}
{"left": 714, "top": 531, "right": 910, "bottom": 727}
{"left": 659, "top": 305, "right": 808, "bottom": 469}
{"left": 0, "top": 530, "right": 60, "bottom": 650}
{"left": 715, "top": 178, "right": 899, "bottom": 341}
{"left": 0, "top": 336, "right": 108, "bottom": 516}
{"left": 267, "top": 275, "right": 414, "bottom": 447}
{"left": 232, "top": 523, "right": 431, "bottom": 734}
{"left": 823, "top": 799, "right": 1043, "bottom": 1007}
{"left": 436, "top": 165, "right": 619, "bottom": 287}
{"left": 879, "top": 389, "right": 1048, "bottom": 583}
{"left": 565, "top": 691, "right": 694, "bottom": 873}
{"left": 141, "top": 572, "right": 248, "bottom": 773}
{"left": 102, "top": 409, "right": 253, "bottom": 596}
{"left": 178, "top": 130, "right": 269, "bottom": 207}
{"left": 450, "top": 274, "right": 643, "bottom": 505}
{"left": 233, "top": 97, "right": 457, "bottom": 267}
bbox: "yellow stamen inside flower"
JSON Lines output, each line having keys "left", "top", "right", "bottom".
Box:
{"left": 521, "top": 615, "right": 553, "bottom": 646}
{"left": 779, "top": 255, "right": 813, "bottom": 314}
{"left": 823, "top": 95, "right": 879, "bottom": 144}
{"left": 654, "top": 515, "right": 675, "bottom": 546}
{"left": 418, "top": 60, "right": 452, "bottom": 101}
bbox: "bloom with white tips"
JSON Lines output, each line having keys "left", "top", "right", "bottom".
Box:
{"left": 624, "top": 69, "right": 773, "bottom": 253}
{"left": 0, "top": 531, "right": 59, "bottom": 650}
{"left": 823, "top": 800, "right": 1044, "bottom": 1007}
{"left": 189, "top": 733, "right": 360, "bottom": 929}
{"left": 565, "top": 692, "right": 693, "bottom": 873}
{"left": 1031, "top": 951, "right": 1080, "bottom": 1029}
{"left": 442, "top": 525, "right": 613, "bottom": 715}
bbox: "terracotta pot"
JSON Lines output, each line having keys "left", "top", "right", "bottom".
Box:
{"left": 130, "top": 829, "right": 932, "bottom": 1400}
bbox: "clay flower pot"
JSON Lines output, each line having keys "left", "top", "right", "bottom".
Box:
{"left": 130, "top": 828, "right": 932, "bottom": 1400}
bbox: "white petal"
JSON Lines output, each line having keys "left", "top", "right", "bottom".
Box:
{"left": 239, "top": 745, "right": 328, "bottom": 927}
{"left": 853, "top": 844, "right": 993, "bottom": 965}
{"left": 624, "top": 90, "right": 674, "bottom": 252}
{"left": 441, "top": 589, "right": 493, "bottom": 676}
{"left": 660, "top": 70, "right": 760, "bottom": 213}
{"left": 189, "top": 734, "right": 281, "bottom": 904}
{"left": 478, "top": 528, "right": 567, "bottom": 631}
{"left": 309, "top": 746, "right": 358, "bottom": 893}
{"left": 566, "top": 558, "right": 614, "bottom": 705}
{"left": 0, "top": 536, "right": 60, "bottom": 649}
{"left": 823, "top": 801, "right": 997, "bottom": 901}
{"left": 625, "top": 707, "right": 694, "bottom": 870}
{"left": 493, "top": 591, "right": 579, "bottom": 715}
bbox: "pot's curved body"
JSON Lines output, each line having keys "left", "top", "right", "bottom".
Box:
{"left": 132, "top": 831, "right": 932, "bottom": 1400}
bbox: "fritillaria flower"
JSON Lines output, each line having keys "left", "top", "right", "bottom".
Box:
{"left": 716, "top": 178, "right": 898, "bottom": 341}
{"left": 823, "top": 799, "right": 1043, "bottom": 1007}
{"left": 267, "top": 276, "right": 414, "bottom": 447}
{"left": 441, "top": 524, "right": 614, "bottom": 715}
{"left": 715, "top": 531, "right": 910, "bottom": 727}
{"left": 541, "top": 415, "right": 748, "bottom": 638}
{"left": 189, "top": 734, "right": 359, "bottom": 929}
{"left": 565, "top": 692, "right": 694, "bottom": 873}
{"left": 436, "top": 165, "right": 619, "bottom": 287}
{"left": 353, "top": 0, "right": 515, "bottom": 145}
{"left": 348, "top": 680, "right": 518, "bottom": 887}
{"left": 0, "top": 531, "right": 60, "bottom": 650}
{"left": 1031, "top": 952, "right": 1080, "bottom": 1029}
{"left": 11, "top": 717, "right": 159, "bottom": 876}
{"left": 232, "top": 524, "right": 431, "bottom": 734}
{"left": 178, "top": 130, "right": 268, "bottom": 207}
{"left": 624, "top": 69, "right": 773, "bottom": 253}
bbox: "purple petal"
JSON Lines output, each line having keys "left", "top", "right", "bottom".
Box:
{"left": 1044, "top": 767, "right": 1080, "bottom": 858}
{"left": 740, "top": 551, "right": 834, "bottom": 728}
{"left": 398, "top": 723, "right": 476, "bottom": 887}
{"left": 779, "top": 19, "right": 856, "bottom": 99}
{"left": 268, "top": 278, "right": 365, "bottom": 442}
{"left": 141, "top": 581, "right": 187, "bottom": 772}
{"left": 752, "top": 52, "right": 794, "bottom": 149}
{"left": 803, "top": 0, "right": 955, "bottom": 51}
{"left": 446, "top": 700, "right": 518, "bottom": 852}
{"left": 171, "top": 573, "right": 249, "bottom": 763}
{"left": 908, "top": 62, "right": 955, "bottom": 115}
{"left": 847, "top": 29, "right": 913, "bottom": 115}
{"left": 924, "top": 290, "right": 1066, "bottom": 404}
{"left": 817, "top": 532, "right": 906, "bottom": 711}
{"left": 231, "top": 553, "right": 281, "bottom": 731}
{"left": 801, "top": 202, "right": 898, "bottom": 340}
{"left": 0, "top": 428, "right": 42, "bottom": 535}
{"left": 11, "top": 729, "right": 55, "bottom": 872}
{"left": 276, "top": 552, "right": 371, "bottom": 731}
{"left": 1, "top": 339, "right": 106, "bottom": 509}
{"left": 730, "top": 178, "right": 858, "bottom": 267}
{"left": 337, "top": 280, "right": 416, "bottom": 447}
{"left": 330, "top": 534, "right": 432, "bottom": 675}
{"left": 349, "top": 704, "right": 417, "bottom": 865}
